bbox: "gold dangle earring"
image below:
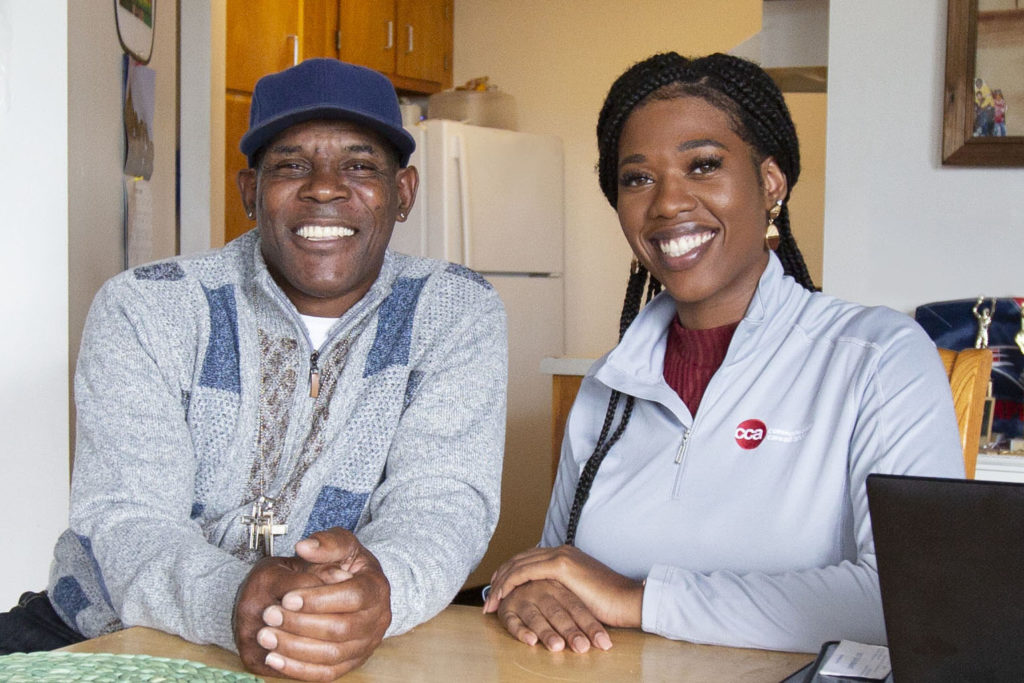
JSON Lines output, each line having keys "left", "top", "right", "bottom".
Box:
{"left": 630, "top": 256, "right": 640, "bottom": 275}
{"left": 764, "top": 200, "right": 782, "bottom": 251}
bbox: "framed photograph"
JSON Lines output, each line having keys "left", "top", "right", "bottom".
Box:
{"left": 942, "top": 0, "right": 1024, "bottom": 166}
{"left": 114, "top": 0, "right": 155, "bottom": 65}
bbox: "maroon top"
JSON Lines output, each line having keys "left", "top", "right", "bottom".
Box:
{"left": 663, "top": 317, "right": 739, "bottom": 415}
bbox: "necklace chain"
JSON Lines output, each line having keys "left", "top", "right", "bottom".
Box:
{"left": 242, "top": 348, "right": 287, "bottom": 556}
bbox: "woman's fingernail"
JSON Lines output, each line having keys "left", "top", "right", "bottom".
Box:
{"left": 265, "top": 652, "right": 285, "bottom": 670}
{"left": 282, "top": 593, "right": 303, "bottom": 611}
{"left": 596, "top": 632, "right": 613, "bottom": 650}
{"left": 262, "top": 605, "right": 283, "bottom": 627}
{"left": 257, "top": 628, "right": 278, "bottom": 650}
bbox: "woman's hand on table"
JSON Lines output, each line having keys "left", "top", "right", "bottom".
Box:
{"left": 492, "top": 579, "right": 611, "bottom": 653}
{"left": 234, "top": 527, "right": 391, "bottom": 681}
{"left": 482, "top": 545, "right": 645, "bottom": 652}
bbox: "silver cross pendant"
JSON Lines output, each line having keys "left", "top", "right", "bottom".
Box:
{"left": 242, "top": 494, "right": 288, "bottom": 556}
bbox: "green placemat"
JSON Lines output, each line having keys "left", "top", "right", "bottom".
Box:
{"left": 0, "top": 651, "right": 262, "bottom": 682}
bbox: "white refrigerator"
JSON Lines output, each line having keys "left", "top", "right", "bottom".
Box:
{"left": 393, "top": 119, "right": 565, "bottom": 587}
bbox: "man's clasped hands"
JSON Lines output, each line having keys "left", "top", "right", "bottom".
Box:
{"left": 233, "top": 528, "right": 390, "bottom": 681}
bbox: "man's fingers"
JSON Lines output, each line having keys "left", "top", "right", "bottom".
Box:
{"left": 309, "top": 564, "right": 353, "bottom": 585}
{"left": 259, "top": 630, "right": 373, "bottom": 682}
{"left": 235, "top": 559, "right": 323, "bottom": 630}
{"left": 263, "top": 604, "right": 363, "bottom": 642}
{"left": 280, "top": 574, "right": 378, "bottom": 614}
{"left": 258, "top": 624, "right": 374, "bottom": 665}
{"left": 264, "top": 651, "right": 370, "bottom": 682}
{"left": 236, "top": 537, "right": 390, "bottom": 679}
{"left": 294, "top": 527, "right": 361, "bottom": 565}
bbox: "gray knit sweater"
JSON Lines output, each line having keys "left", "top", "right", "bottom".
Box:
{"left": 47, "top": 231, "right": 507, "bottom": 651}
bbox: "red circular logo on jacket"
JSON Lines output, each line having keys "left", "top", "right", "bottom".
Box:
{"left": 735, "top": 419, "right": 767, "bottom": 449}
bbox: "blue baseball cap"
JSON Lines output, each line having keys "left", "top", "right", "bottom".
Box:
{"left": 240, "top": 58, "right": 416, "bottom": 168}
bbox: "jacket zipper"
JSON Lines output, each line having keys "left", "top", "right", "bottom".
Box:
{"left": 263, "top": 283, "right": 331, "bottom": 400}
{"left": 671, "top": 426, "right": 692, "bottom": 499}
{"left": 674, "top": 427, "right": 690, "bottom": 464}
{"left": 309, "top": 351, "right": 320, "bottom": 398}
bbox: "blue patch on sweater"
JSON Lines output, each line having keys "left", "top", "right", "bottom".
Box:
{"left": 363, "top": 276, "right": 428, "bottom": 377}
{"left": 199, "top": 284, "right": 241, "bottom": 393}
{"left": 403, "top": 370, "right": 424, "bottom": 410}
{"left": 302, "top": 487, "right": 369, "bottom": 537}
{"left": 190, "top": 502, "right": 204, "bottom": 520}
{"left": 75, "top": 534, "right": 113, "bottom": 608}
{"left": 133, "top": 262, "right": 185, "bottom": 281}
{"left": 51, "top": 576, "right": 89, "bottom": 621}
{"left": 445, "top": 263, "right": 492, "bottom": 290}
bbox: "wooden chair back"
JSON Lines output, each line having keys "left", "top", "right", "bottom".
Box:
{"left": 938, "top": 347, "right": 993, "bottom": 479}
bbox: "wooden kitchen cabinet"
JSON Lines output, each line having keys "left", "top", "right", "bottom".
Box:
{"left": 339, "top": 0, "right": 453, "bottom": 93}
{"left": 337, "top": 0, "right": 396, "bottom": 74}
{"left": 303, "top": 0, "right": 342, "bottom": 62}
{"left": 226, "top": 0, "right": 302, "bottom": 94}
{"left": 394, "top": 0, "right": 452, "bottom": 90}
{"left": 225, "top": 0, "right": 340, "bottom": 91}
{"left": 223, "top": 92, "right": 252, "bottom": 245}
{"left": 224, "top": 0, "right": 343, "bottom": 243}
{"left": 224, "top": 0, "right": 452, "bottom": 244}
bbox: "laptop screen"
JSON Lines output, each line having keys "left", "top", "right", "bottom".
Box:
{"left": 867, "top": 473, "right": 1024, "bottom": 682}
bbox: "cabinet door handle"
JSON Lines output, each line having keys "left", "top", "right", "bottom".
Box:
{"left": 406, "top": 25, "right": 414, "bottom": 54}
{"left": 385, "top": 21, "right": 393, "bottom": 50}
{"left": 287, "top": 34, "right": 299, "bottom": 65}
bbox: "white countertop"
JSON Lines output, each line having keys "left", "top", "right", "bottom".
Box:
{"left": 976, "top": 452, "right": 1024, "bottom": 483}
{"left": 540, "top": 357, "right": 596, "bottom": 377}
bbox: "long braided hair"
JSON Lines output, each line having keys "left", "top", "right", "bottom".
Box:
{"left": 564, "top": 52, "right": 816, "bottom": 545}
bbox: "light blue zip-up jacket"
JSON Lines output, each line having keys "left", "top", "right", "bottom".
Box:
{"left": 542, "top": 253, "right": 963, "bottom": 653}
{"left": 48, "top": 230, "right": 507, "bottom": 651}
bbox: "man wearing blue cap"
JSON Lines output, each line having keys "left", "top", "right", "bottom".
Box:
{"left": 0, "top": 60, "right": 507, "bottom": 680}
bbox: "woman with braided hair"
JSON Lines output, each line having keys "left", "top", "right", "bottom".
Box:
{"left": 482, "top": 52, "right": 963, "bottom": 654}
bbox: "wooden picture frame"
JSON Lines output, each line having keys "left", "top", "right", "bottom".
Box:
{"left": 942, "top": 0, "right": 1024, "bottom": 166}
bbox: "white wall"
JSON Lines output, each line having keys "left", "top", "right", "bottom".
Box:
{"left": 454, "top": 0, "right": 762, "bottom": 358}
{"left": 68, "top": 0, "right": 178, "bottom": 377}
{"left": 0, "top": 0, "right": 70, "bottom": 608}
{"left": 179, "top": 1, "right": 226, "bottom": 255}
{"left": 0, "top": 0, "right": 178, "bottom": 607}
{"left": 823, "top": 0, "right": 1024, "bottom": 311}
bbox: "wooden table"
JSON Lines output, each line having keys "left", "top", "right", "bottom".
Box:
{"left": 63, "top": 605, "right": 813, "bottom": 681}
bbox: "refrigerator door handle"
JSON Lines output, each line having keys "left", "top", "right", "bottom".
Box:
{"left": 454, "top": 133, "right": 473, "bottom": 268}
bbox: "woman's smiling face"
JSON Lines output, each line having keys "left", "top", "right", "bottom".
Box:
{"left": 615, "top": 95, "right": 786, "bottom": 329}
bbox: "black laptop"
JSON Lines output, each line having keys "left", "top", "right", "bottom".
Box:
{"left": 865, "top": 473, "right": 1024, "bottom": 682}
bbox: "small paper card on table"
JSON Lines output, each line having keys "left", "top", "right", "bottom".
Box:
{"left": 818, "top": 639, "right": 892, "bottom": 679}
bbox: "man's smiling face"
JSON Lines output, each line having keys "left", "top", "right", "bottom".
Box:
{"left": 238, "top": 118, "right": 418, "bottom": 318}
